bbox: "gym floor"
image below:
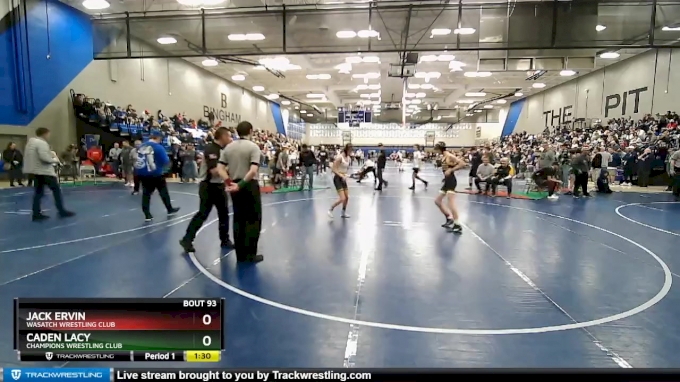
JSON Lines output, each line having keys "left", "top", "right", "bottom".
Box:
{"left": 0, "top": 165, "right": 678, "bottom": 368}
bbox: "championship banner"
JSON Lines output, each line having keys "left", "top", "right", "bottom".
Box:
{"left": 14, "top": 298, "right": 224, "bottom": 362}
{"left": 341, "top": 131, "right": 351, "bottom": 145}
{"left": 83, "top": 135, "right": 100, "bottom": 150}
{"left": 424, "top": 131, "right": 435, "bottom": 147}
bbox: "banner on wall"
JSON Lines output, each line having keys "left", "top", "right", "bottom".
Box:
{"left": 342, "top": 131, "right": 352, "bottom": 145}
{"left": 83, "top": 134, "right": 100, "bottom": 149}
{"left": 425, "top": 131, "right": 435, "bottom": 147}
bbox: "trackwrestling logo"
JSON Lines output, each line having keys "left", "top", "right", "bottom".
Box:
{"left": 11, "top": 369, "right": 21, "bottom": 380}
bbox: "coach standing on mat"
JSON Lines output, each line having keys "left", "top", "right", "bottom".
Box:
{"left": 24, "top": 127, "right": 75, "bottom": 221}
{"left": 180, "top": 127, "right": 234, "bottom": 253}
{"left": 222, "top": 121, "right": 264, "bottom": 263}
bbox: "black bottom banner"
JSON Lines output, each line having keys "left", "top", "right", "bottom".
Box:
{"left": 113, "top": 369, "right": 680, "bottom": 382}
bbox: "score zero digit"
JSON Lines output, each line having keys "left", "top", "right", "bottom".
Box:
{"left": 182, "top": 300, "right": 217, "bottom": 307}
{"left": 203, "top": 335, "right": 211, "bottom": 347}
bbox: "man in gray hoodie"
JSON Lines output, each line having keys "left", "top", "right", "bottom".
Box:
{"left": 538, "top": 143, "right": 556, "bottom": 170}
{"left": 474, "top": 155, "right": 495, "bottom": 194}
{"left": 23, "top": 127, "right": 75, "bottom": 221}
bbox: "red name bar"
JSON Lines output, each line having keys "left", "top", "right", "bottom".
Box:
{"left": 16, "top": 310, "right": 221, "bottom": 331}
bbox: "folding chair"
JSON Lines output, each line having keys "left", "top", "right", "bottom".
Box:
{"left": 79, "top": 160, "right": 97, "bottom": 183}
{"left": 524, "top": 165, "right": 538, "bottom": 193}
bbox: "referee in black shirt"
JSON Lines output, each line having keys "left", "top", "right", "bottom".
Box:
{"left": 179, "top": 127, "right": 233, "bottom": 253}
{"left": 375, "top": 143, "right": 389, "bottom": 190}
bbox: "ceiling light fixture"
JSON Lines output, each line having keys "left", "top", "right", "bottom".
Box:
{"left": 532, "top": 83, "right": 546, "bottom": 88}
{"left": 474, "top": 110, "right": 483, "bottom": 113}
{"left": 466, "top": 113, "right": 473, "bottom": 116}
{"left": 483, "top": 105, "right": 493, "bottom": 109}
{"left": 407, "top": 83, "right": 421, "bottom": 90}
{"left": 357, "top": 29, "right": 380, "bottom": 38}
{"left": 420, "top": 84, "right": 434, "bottom": 89}
{"left": 156, "top": 36, "right": 177, "bottom": 45}
{"left": 454, "top": 27, "right": 476, "bottom": 35}
{"left": 352, "top": 72, "right": 380, "bottom": 79}
{"left": 368, "top": 84, "right": 381, "bottom": 90}
{"left": 430, "top": 28, "right": 451, "bottom": 36}
{"left": 336, "top": 31, "right": 357, "bottom": 38}
{"left": 448, "top": 60, "right": 466, "bottom": 68}
{"left": 404, "top": 93, "right": 416, "bottom": 98}
{"left": 465, "top": 92, "right": 486, "bottom": 97}
{"left": 415, "top": 92, "right": 426, "bottom": 98}
{"left": 560, "top": 69, "right": 576, "bottom": 76}
{"left": 414, "top": 71, "right": 441, "bottom": 82}
{"left": 228, "top": 33, "right": 266, "bottom": 41}
{"left": 82, "top": 0, "right": 110, "bottom": 9}
{"left": 496, "top": 99, "right": 507, "bottom": 104}
{"left": 335, "top": 63, "right": 352, "bottom": 74}
{"left": 306, "top": 74, "right": 332, "bottom": 80}
{"left": 258, "top": 57, "right": 300, "bottom": 71}
{"left": 662, "top": 26, "right": 680, "bottom": 31}
{"left": 307, "top": 94, "right": 325, "bottom": 98}
{"left": 411, "top": 99, "right": 422, "bottom": 105}
{"left": 421, "top": 54, "right": 455, "bottom": 62}
{"left": 514, "top": 92, "right": 523, "bottom": 97}
{"left": 595, "top": 25, "right": 607, "bottom": 32}
{"left": 231, "top": 74, "right": 245, "bottom": 81}
{"left": 457, "top": 100, "right": 475, "bottom": 104}
{"left": 201, "top": 59, "right": 218, "bottom": 67}
{"left": 599, "top": 52, "right": 620, "bottom": 59}
{"left": 252, "top": 86, "right": 265, "bottom": 92}
{"left": 281, "top": 100, "right": 290, "bottom": 105}
{"left": 266, "top": 94, "right": 279, "bottom": 100}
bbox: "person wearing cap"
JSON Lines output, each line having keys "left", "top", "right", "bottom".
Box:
{"left": 375, "top": 143, "right": 389, "bottom": 191}
{"left": 133, "top": 130, "right": 180, "bottom": 221}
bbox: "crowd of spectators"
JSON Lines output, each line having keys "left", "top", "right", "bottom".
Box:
{"left": 71, "top": 92, "right": 304, "bottom": 182}
{"left": 477, "top": 112, "right": 680, "bottom": 197}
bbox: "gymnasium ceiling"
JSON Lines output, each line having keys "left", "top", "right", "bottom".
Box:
{"left": 64, "top": 0, "right": 680, "bottom": 122}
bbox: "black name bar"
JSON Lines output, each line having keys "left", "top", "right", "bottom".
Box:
{"left": 19, "top": 351, "right": 184, "bottom": 362}
{"left": 111, "top": 369, "right": 680, "bottom": 382}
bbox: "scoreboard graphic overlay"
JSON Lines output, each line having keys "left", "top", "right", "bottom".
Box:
{"left": 14, "top": 298, "right": 224, "bottom": 362}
